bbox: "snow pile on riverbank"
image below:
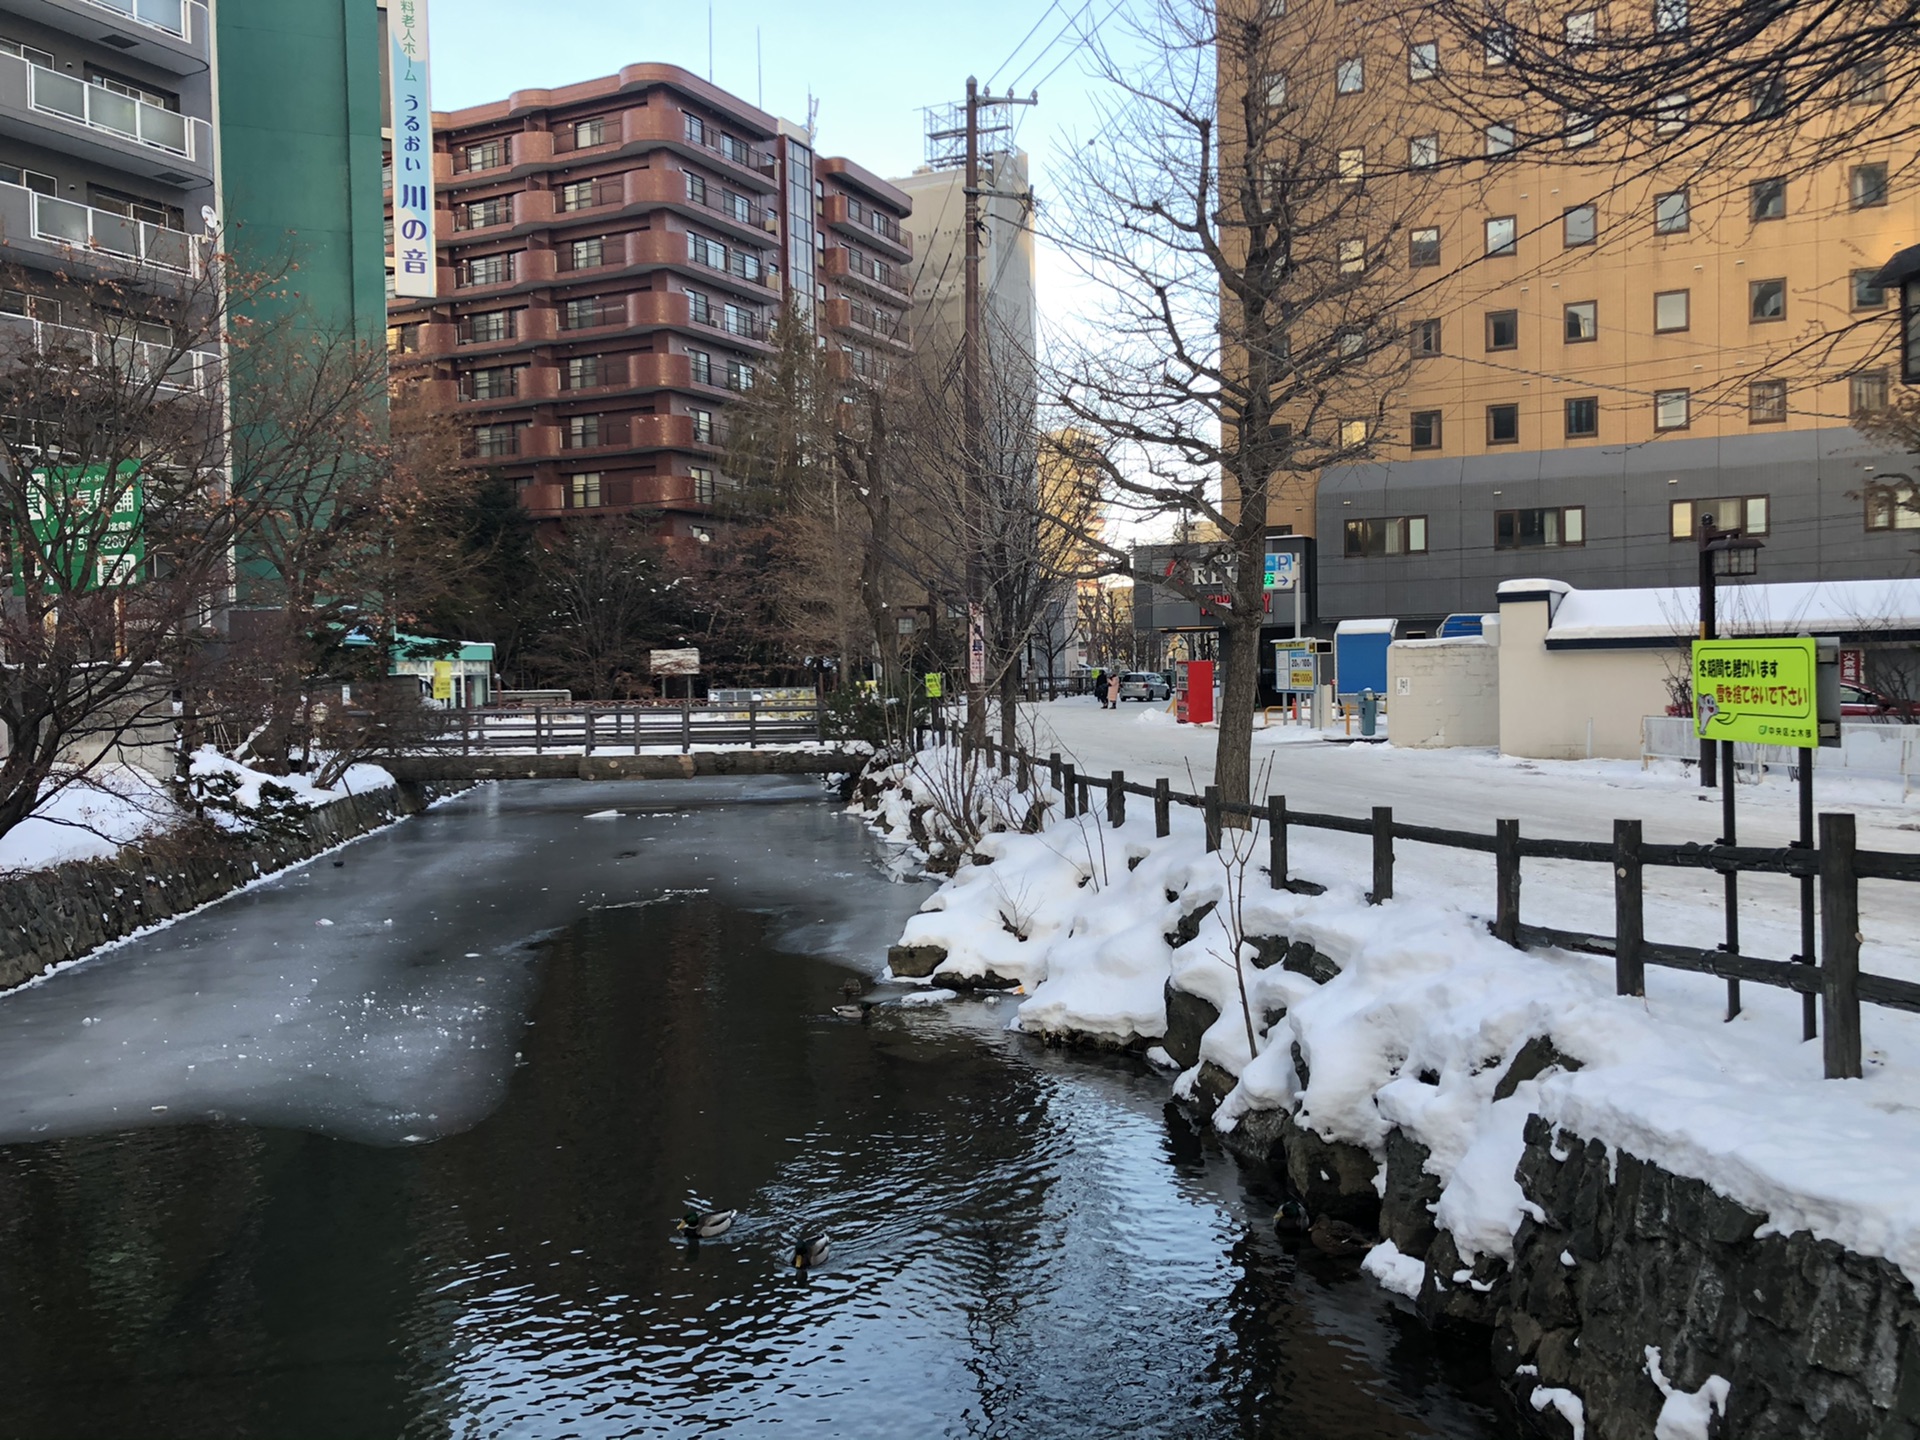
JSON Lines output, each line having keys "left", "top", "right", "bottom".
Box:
{"left": 856, "top": 745, "right": 1920, "bottom": 1286}
{"left": 189, "top": 747, "right": 395, "bottom": 815}
{"left": 0, "top": 765, "right": 183, "bottom": 872}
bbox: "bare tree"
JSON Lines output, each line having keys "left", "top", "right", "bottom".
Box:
{"left": 1048, "top": 0, "right": 1436, "bottom": 807}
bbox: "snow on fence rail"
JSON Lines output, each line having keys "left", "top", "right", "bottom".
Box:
{"left": 416, "top": 702, "right": 829, "bottom": 755}
{"left": 918, "top": 716, "right": 1920, "bottom": 1082}
{"left": 1643, "top": 715, "right": 1920, "bottom": 799}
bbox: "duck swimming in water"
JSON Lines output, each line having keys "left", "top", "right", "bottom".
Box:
{"left": 792, "top": 1234, "right": 831, "bottom": 1269}
{"left": 1273, "top": 1198, "right": 1311, "bottom": 1235}
{"left": 831, "top": 1002, "right": 875, "bottom": 1021}
{"left": 677, "top": 1209, "right": 736, "bottom": 1240}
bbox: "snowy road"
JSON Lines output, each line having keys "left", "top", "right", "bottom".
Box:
{"left": 1019, "top": 697, "right": 1920, "bottom": 986}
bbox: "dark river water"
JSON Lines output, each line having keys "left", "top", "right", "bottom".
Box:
{"left": 0, "top": 779, "right": 1509, "bottom": 1439}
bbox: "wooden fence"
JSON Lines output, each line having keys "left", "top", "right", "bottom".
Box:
{"left": 919, "top": 720, "right": 1920, "bottom": 1081}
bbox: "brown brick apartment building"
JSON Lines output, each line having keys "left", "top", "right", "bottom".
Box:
{"left": 386, "top": 64, "right": 911, "bottom": 537}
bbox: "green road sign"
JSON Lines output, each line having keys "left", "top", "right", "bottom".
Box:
{"left": 1692, "top": 637, "right": 1817, "bottom": 748}
{"left": 14, "top": 462, "right": 144, "bottom": 595}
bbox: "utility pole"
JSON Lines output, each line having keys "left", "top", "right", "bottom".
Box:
{"left": 932, "top": 78, "right": 1035, "bottom": 753}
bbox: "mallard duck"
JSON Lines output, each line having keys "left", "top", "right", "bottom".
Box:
{"left": 1273, "top": 1198, "right": 1311, "bottom": 1235}
{"left": 677, "top": 1208, "right": 735, "bottom": 1239}
{"left": 1307, "top": 1215, "right": 1373, "bottom": 1259}
{"left": 839, "top": 978, "right": 863, "bottom": 998}
{"left": 792, "top": 1234, "right": 831, "bottom": 1269}
{"left": 831, "top": 1002, "right": 875, "bottom": 1021}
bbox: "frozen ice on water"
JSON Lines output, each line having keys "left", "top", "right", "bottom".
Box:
{"left": 584, "top": 809, "right": 621, "bottom": 820}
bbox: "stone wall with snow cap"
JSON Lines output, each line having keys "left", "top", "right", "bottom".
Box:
{"left": 1387, "top": 636, "right": 1499, "bottom": 748}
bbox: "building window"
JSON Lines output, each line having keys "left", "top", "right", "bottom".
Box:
{"left": 1410, "top": 410, "right": 1442, "bottom": 449}
{"left": 1749, "top": 379, "right": 1787, "bottom": 423}
{"left": 725, "top": 358, "right": 755, "bottom": 392}
{"left": 567, "top": 472, "right": 603, "bottom": 509}
{"left": 1484, "top": 25, "right": 1514, "bottom": 65}
{"left": 1852, "top": 269, "right": 1887, "bottom": 310}
{"left": 461, "top": 196, "right": 512, "bottom": 230}
{"left": 463, "top": 364, "right": 517, "bottom": 399}
{"left": 567, "top": 237, "right": 606, "bottom": 270}
{"left": 1851, "top": 62, "right": 1889, "bottom": 104}
{"left": 0, "top": 36, "right": 55, "bottom": 67}
{"left": 562, "top": 296, "right": 621, "bottom": 330}
{"left": 1263, "top": 73, "right": 1287, "bottom": 107}
{"left": 689, "top": 233, "right": 728, "bottom": 270}
{"left": 573, "top": 117, "right": 609, "bottom": 148}
{"left": 565, "top": 414, "right": 602, "bottom": 450}
{"left": 461, "top": 138, "right": 508, "bottom": 171}
{"left": 1565, "top": 396, "right": 1598, "bottom": 437}
{"left": 1485, "top": 215, "right": 1517, "bottom": 256}
{"left": 1338, "top": 237, "right": 1366, "bottom": 274}
{"left": 1339, "top": 418, "right": 1370, "bottom": 447}
{"left": 1654, "top": 92, "right": 1688, "bottom": 133}
{"left": 1486, "top": 309, "right": 1518, "bottom": 350}
{"left": 1749, "top": 278, "right": 1786, "bottom": 322}
{"left": 1865, "top": 480, "right": 1919, "bottom": 530}
{"left": 1338, "top": 148, "right": 1365, "bottom": 183}
{"left": 1564, "top": 300, "right": 1597, "bottom": 342}
{"left": 1750, "top": 178, "right": 1786, "bottom": 221}
{"left": 1412, "top": 318, "right": 1442, "bottom": 356}
{"left": 1654, "top": 388, "right": 1690, "bottom": 430}
{"left": 1487, "top": 403, "right": 1519, "bottom": 443}
{"left": 0, "top": 163, "right": 56, "bottom": 196}
{"left": 472, "top": 423, "right": 520, "bottom": 458}
{"left": 1344, "top": 515, "right": 1427, "bottom": 556}
{"left": 1654, "top": 289, "right": 1689, "bottom": 333}
{"left": 1409, "top": 134, "right": 1439, "bottom": 169}
{"left": 1564, "top": 111, "right": 1596, "bottom": 148}
{"left": 1336, "top": 56, "right": 1364, "bottom": 93}
{"left": 1564, "top": 9, "right": 1598, "bottom": 43}
{"left": 1485, "top": 122, "right": 1515, "bottom": 157}
{"left": 460, "top": 310, "right": 515, "bottom": 344}
{"left": 1496, "top": 506, "right": 1585, "bottom": 549}
{"left": 1654, "top": 0, "right": 1688, "bottom": 32}
{"left": 1563, "top": 204, "right": 1596, "bottom": 246}
{"left": 1672, "top": 496, "right": 1768, "bottom": 539}
{"left": 690, "top": 408, "right": 714, "bottom": 444}
{"left": 1852, "top": 369, "right": 1890, "bottom": 415}
{"left": 386, "top": 322, "right": 421, "bottom": 355}
{"left": 691, "top": 466, "right": 719, "bottom": 505}
{"left": 460, "top": 253, "right": 514, "bottom": 287}
{"left": 1749, "top": 73, "right": 1787, "bottom": 118}
{"left": 1654, "top": 189, "right": 1689, "bottom": 233}
{"left": 1852, "top": 163, "right": 1888, "bottom": 208}
{"left": 1338, "top": 329, "right": 1366, "bottom": 357}
{"left": 688, "top": 348, "right": 712, "bottom": 385}
{"left": 564, "top": 355, "right": 603, "bottom": 391}
{"left": 1409, "top": 41, "right": 1438, "bottom": 80}
{"left": 1408, "top": 227, "right": 1440, "bottom": 267}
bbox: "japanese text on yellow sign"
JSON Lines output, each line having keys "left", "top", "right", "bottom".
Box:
{"left": 1691, "top": 637, "right": 1816, "bottom": 748}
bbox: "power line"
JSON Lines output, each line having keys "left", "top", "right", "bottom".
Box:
{"left": 987, "top": 0, "right": 1063, "bottom": 90}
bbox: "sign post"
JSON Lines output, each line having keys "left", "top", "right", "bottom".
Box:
{"left": 1263, "top": 550, "right": 1301, "bottom": 638}
{"left": 650, "top": 647, "right": 700, "bottom": 702}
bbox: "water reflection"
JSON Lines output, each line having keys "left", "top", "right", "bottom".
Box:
{"left": 0, "top": 785, "right": 1509, "bottom": 1439}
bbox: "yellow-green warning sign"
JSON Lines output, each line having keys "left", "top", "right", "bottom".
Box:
{"left": 1692, "top": 637, "right": 1817, "bottom": 747}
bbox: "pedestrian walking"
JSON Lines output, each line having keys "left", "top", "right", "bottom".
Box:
{"left": 1105, "top": 671, "right": 1120, "bottom": 709}
{"left": 1090, "top": 667, "right": 1105, "bottom": 707}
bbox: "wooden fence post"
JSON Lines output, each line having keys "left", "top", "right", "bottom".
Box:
{"left": 1613, "top": 819, "right": 1644, "bottom": 996}
{"left": 1049, "top": 752, "right": 1063, "bottom": 796}
{"left": 1017, "top": 749, "right": 1032, "bottom": 793}
{"left": 1108, "top": 771, "right": 1125, "bottom": 828}
{"left": 1155, "top": 777, "right": 1171, "bottom": 838}
{"left": 583, "top": 707, "right": 596, "bottom": 756}
{"left": 681, "top": 700, "right": 692, "bottom": 754}
{"left": 1495, "top": 818, "right": 1521, "bottom": 945}
{"left": 1077, "top": 776, "right": 1090, "bottom": 814}
{"left": 534, "top": 707, "right": 546, "bottom": 755}
{"left": 815, "top": 696, "right": 827, "bottom": 743}
{"left": 1063, "top": 763, "right": 1078, "bottom": 818}
{"left": 1369, "top": 806, "right": 1393, "bottom": 904}
{"left": 461, "top": 710, "right": 471, "bottom": 757}
{"left": 1204, "top": 786, "right": 1222, "bottom": 853}
{"left": 1269, "top": 793, "right": 1287, "bottom": 890}
{"left": 1820, "top": 812, "right": 1862, "bottom": 1080}
{"left": 748, "top": 700, "right": 758, "bottom": 747}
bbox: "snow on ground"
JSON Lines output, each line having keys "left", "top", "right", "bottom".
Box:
{"left": 189, "top": 747, "right": 395, "bottom": 811}
{"left": 858, "top": 737, "right": 1920, "bottom": 1295}
{"left": 0, "top": 765, "right": 183, "bottom": 872}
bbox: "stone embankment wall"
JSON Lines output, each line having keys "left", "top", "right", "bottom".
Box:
{"left": 1162, "top": 954, "right": 1920, "bottom": 1440}
{"left": 0, "top": 786, "right": 445, "bottom": 992}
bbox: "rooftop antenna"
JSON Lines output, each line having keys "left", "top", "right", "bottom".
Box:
{"left": 807, "top": 92, "right": 819, "bottom": 143}
{"left": 757, "top": 27, "right": 763, "bottom": 108}
{"left": 707, "top": 1, "right": 714, "bottom": 82}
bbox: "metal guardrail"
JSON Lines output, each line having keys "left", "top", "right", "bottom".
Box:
{"left": 421, "top": 702, "right": 829, "bottom": 756}
{"left": 921, "top": 717, "right": 1920, "bottom": 1083}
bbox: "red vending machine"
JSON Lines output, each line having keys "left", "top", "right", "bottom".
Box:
{"left": 1175, "top": 659, "right": 1215, "bottom": 724}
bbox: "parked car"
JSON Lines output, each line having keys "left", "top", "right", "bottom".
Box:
{"left": 1117, "top": 671, "right": 1171, "bottom": 702}
{"left": 1840, "top": 683, "right": 1919, "bottom": 721}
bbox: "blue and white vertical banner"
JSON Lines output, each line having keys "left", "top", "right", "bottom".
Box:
{"left": 389, "top": 0, "right": 436, "bottom": 298}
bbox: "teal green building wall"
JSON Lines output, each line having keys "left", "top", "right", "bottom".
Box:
{"left": 216, "top": 0, "right": 387, "bottom": 344}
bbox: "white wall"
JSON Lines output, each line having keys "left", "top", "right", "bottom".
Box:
{"left": 1497, "top": 596, "right": 1677, "bottom": 760}
{"left": 1386, "top": 637, "right": 1499, "bottom": 748}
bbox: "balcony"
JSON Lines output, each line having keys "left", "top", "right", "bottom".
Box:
{"left": 6, "top": 0, "right": 208, "bottom": 72}
{"left": 823, "top": 193, "right": 911, "bottom": 261}
{"left": 0, "top": 56, "right": 211, "bottom": 185}
{"left": 0, "top": 310, "right": 211, "bottom": 391}
{"left": 0, "top": 181, "right": 199, "bottom": 276}
{"left": 822, "top": 245, "right": 907, "bottom": 301}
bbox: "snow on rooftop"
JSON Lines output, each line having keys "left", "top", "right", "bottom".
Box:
{"left": 1336, "top": 618, "right": 1398, "bottom": 635}
{"left": 1503, "top": 577, "right": 1920, "bottom": 643}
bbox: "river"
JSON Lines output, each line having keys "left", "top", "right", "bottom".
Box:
{"left": 0, "top": 779, "right": 1510, "bottom": 1438}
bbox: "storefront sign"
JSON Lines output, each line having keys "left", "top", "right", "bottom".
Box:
{"left": 14, "top": 462, "right": 143, "bottom": 595}
{"left": 389, "top": 0, "right": 436, "bottom": 297}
